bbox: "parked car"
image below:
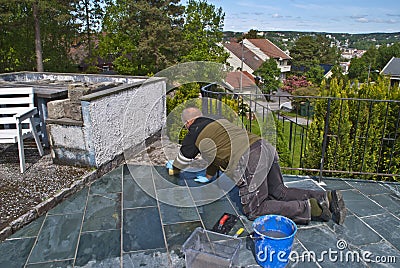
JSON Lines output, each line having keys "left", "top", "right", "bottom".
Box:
{"left": 279, "top": 101, "right": 293, "bottom": 111}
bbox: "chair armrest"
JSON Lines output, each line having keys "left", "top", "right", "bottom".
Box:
{"left": 13, "top": 107, "right": 38, "bottom": 122}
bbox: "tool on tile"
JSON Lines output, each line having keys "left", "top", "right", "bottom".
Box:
{"left": 233, "top": 227, "right": 245, "bottom": 238}
{"left": 218, "top": 214, "right": 229, "bottom": 230}
{"left": 211, "top": 213, "right": 239, "bottom": 235}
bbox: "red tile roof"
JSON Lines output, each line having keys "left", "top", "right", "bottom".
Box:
{"left": 223, "top": 42, "right": 263, "bottom": 71}
{"left": 225, "top": 71, "right": 257, "bottom": 90}
{"left": 246, "top": 39, "right": 291, "bottom": 60}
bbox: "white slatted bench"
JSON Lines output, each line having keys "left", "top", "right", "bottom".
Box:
{"left": 0, "top": 87, "right": 44, "bottom": 173}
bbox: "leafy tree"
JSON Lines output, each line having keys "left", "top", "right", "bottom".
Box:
{"left": 181, "top": 0, "right": 228, "bottom": 63}
{"left": 315, "top": 35, "right": 340, "bottom": 65}
{"left": 305, "top": 65, "right": 325, "bottom": 85}
{"left": 290, "top": 35, "right": 339, "bottom": 74}
{"left": 72, "top": 0, "right": 107, "bottom": 60}
{"left": 254, "top": 58, "right": 281, "bottom": 94}
{"left": 348, "top": 42, "right": 400, "bottom": 82}
{"left": 377, "top": 42, "right": 400, "bottom": 68}
{"left": 243, "top": 29, "right": 262, "bottom": 39}
{"left": 0, "top": 0, "right": 78, "bottom": 72}
{"left": 290, "top": 36, "right": 319, "bottom": 72}
{"left": 274, "top": 114, "right": 292, "bottom": 167}
{"left": 99, "top": 0, "right": 185, "bottom": 75}
{"left": 304, "top": 77, "right": 400, "bottom": 181}
{"left": 347, "top": 57, "right": 366, "bottom": 80}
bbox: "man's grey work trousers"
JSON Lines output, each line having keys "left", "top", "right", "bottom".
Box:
{"left": 236, "top": 140, "right": 326, "bottom": 224}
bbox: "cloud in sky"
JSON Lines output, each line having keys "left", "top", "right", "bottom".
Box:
{"left": 206, "top": 0, "right": 400, "bottom": 33}
{"left": 271, "top": 13, "right": 283, "bottom": 19}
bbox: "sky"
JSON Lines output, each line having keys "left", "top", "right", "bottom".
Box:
{"left": 204, "top": 0, "right": 400, "bottom": 34}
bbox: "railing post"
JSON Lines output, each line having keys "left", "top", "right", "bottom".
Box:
{"left": 217, "top": 93, "right": 222, "bottom": 115}
{"left": 319, "top": 98, "right": 331, "bottom": 183}
{"left": 201, "top": 89, "right": 208, "bottom": 116}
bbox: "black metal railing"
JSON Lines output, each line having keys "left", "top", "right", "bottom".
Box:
{"left": 201, "top": 84, "right": 400, "bottom": 182}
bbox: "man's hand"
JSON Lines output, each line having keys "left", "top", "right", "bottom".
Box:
{"left": 165, "top": 160, "right": 174, "bottom": 170}
{"left": 194, "top": 175, "right": 211, "bottom": 183}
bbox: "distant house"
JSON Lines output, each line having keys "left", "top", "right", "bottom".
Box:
{"left": 243, "top": 39, "right": 291, "bottom": 80}
{"left": 223, "top": 38, "right": 291, "bottom": 81}
{"left": 381, "top": 57, "right": 400, "bottom": 87}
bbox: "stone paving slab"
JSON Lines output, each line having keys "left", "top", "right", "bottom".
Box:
{"left": 1, "top": 164, "right": 399, "bottom": 267}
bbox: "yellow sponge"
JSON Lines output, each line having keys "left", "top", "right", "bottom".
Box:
{"left": 168, "top": 169, "right": 175, "bottom": 176}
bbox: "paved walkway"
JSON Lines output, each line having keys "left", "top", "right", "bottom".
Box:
{"left": 1, "top": 164, "right": 399, "bottom": 267}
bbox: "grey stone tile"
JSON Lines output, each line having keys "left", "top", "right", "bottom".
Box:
{"left": 287, "top": 240, "right": 320, "bottom": 267}
{"left": 369, "top": 193, "right": 400, "bottom": 216}
{"left": 9, "top": 216, "right": 45, "bottom": 239}
{"left": 329, "top": 215, "right": 382, "bottom": 246}
{"left": 0, "top": 237, "right": 35, "bottom": 267}
{"left": 48, "top": 188, "right": 88, "bottom": 215}
{"left": 357, "top": 241, "right": 400, "bottom": 268}
{"left": 75, "top": 229, "right": 121, "bottom": 267}
{"left": 283, "top": 175, "right": 309, "bottom": 183}
{"left": 164, "top": 221, "right": 203, "bottom": 257}
{"left": 75, "top": 257, "right": 120, "bottom": 268}
{"left": 285, "top": 179, "right": 326, "bottom": 192}
{"left": 82, "top": 193, "right": 121, "bottom": 232}
{"left": 123, "top": 207, "right": 165, "bottom": 252}
{"left": 320, "top": 179, "right": 354, "bottom": 191}
{"left": 226, "top": 186, "right": 245, "bottom": 216}
{"left": 156, "top": 187, "right": 194, "bottom": 207}
{"left": 125, "top": 164, "right": 154, "bottom": 180}
{"left": 123, "top": 174, "right": 156, "bottom": 209}
{"left": 236, "top": 236, "right": 259, "bottom": 267}
{"left": 347, "top": 180, "right": 392, "bottom": 196}
{"left": 90, "top": 166, "right": 122, "bottom": 194}
{"left": 188, "top": 182, "right": 226, "bottom": 203}
{"left": 297, "top": 221, "right": 327, "bottom": 230}
{"left": 153, "top": 167, "right": 185, "bottom": 189}
{"left": 362, "top": 213, "right": 400, "bottom": 251}
{"left": 295, "top": 226, "right": 366, "bottom": 267}
{"left": 123, "top": 248, "right": 170, "bottom": 268}
{"left": 28, "top": 213, "right": 83, "bottom": 263}
{"left": 180, "top": 170, "right": 205, "bottom": 186}
{"left": 237, "top": 215, "right": 254, "bottom": 233}
{"left": 341, "top": 189, "right": 385, "bottom": 217}
{"left": 26, "top": 259, "right": 74, "bottom": 267}
{"left": 159, "top": 202, "right": 200, "bottom": 225}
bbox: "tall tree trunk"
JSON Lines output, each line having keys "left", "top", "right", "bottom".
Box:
{"left": 84, "top": 0, "right": 92, "bottom": 58}
{"left": 33, "top": 1, "right": 43, "bottom": 72}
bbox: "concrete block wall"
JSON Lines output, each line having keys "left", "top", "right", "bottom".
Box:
{"left": 46, "top": 78, "right": 166, "bottom": 167}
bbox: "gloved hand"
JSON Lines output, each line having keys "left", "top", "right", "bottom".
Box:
{"left": 194, "top": 175, "right": 211, "bottom": 183}
{"left": 165, "top": 160, "right": 174, "bottom": 170}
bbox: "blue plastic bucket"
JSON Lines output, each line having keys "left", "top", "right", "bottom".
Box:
{"left": 252, "top": 215, "right": 297, "bottom": 268}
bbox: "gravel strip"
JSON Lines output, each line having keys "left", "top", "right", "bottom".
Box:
{"left": 0, "top": 143, "right": 90, "bottom": 235}
{"left": 0, "top": 135, "right": 180, "bottom": 241}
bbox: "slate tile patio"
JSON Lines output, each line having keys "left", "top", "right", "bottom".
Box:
{"left": 1, "top": 164, "right": 399, "bottom": 267}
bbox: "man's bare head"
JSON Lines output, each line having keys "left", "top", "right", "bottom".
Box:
{"left": 181, "top": 107, "right": 203, "bottom": 124}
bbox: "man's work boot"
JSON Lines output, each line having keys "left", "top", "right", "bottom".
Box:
{"left": 329, "top": 190, "right": 346, "bottom": 225}
{"left": 309, "top": 196, "right": 331, "bottom": 222}
{"left": 317, "top": 192, "right": 332, "bottom": 222}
